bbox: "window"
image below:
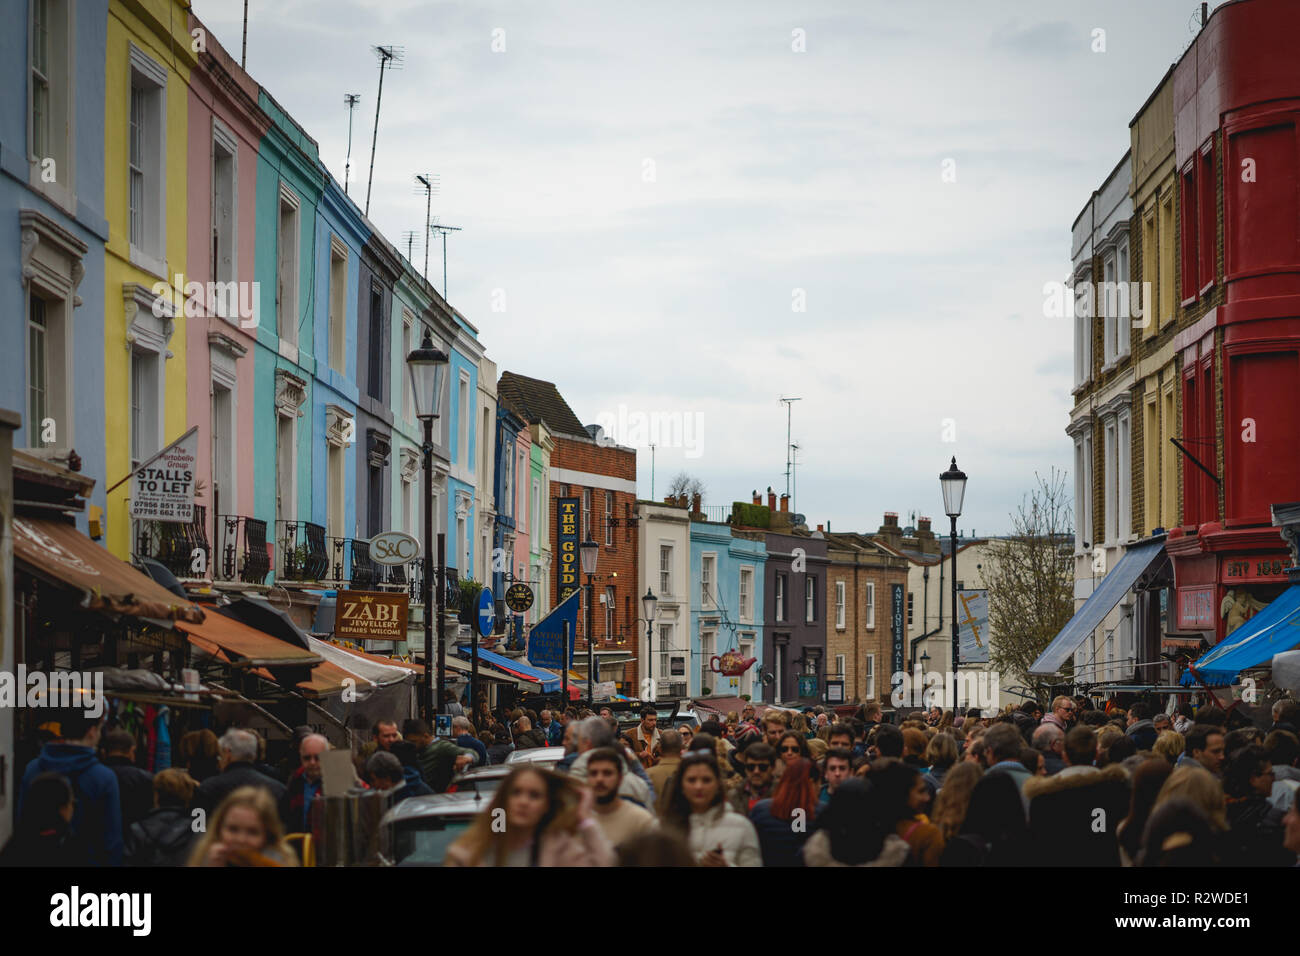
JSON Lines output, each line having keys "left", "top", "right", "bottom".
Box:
{"left": 456, "top": 514, "right": 466, "bottom": 574}
{"left": 402, "top": 477, "right": 414, "bottom": 538}
{"left": 1074, "top": 279, "right": 1091, "bottom": 388}
{"left": 1118, "top": 410, "right": 1132, "bottom": 540}
{"left": 741, "top": 638, "right": 755, "bottom": 698}
{"left": 605, "top": 585, "right": 615, "bottom": 641}
{"left": 1144, "top": 396, "right": 1159, "bottom": 534}
{"left": 128, "top": 48, "right": 166, "bottom": 264}
{"left": 1141, "top": 214, "right": 1155, "bottom": 340}
{"left": 532, "top": 479, "right": 542, "bottom": 542}
{"left": 1181, "top": 164, "right": 1197, "bottom": 302}
{"left": 1104, "top": 418, "right": 1117, "bottom": 544}
{"left": 130, "top": 349, "right": 161, "bottom": 467}
{"left": 366, "top": 283, "right": 383, "bottom": 400}
{"left": 276, "top": 413, "right": 296, "bottom": 526}
{"left": 906, "top": 591, "right": 914, "bottom": 626}
{"left": 701, "top": 555, "right": 715, "bottom": 606}
{"left": 864, "top": 653, "right": 876, "bottom": 700}
{"left": 658, "top": 624, "right": 673, "bottom": 688}
{"left": 327, "top": 443, "right": 344, "bottom": 542}
{"left": 581, "top": 489, "right": 592, "bottom": 541}
{"left": 835, "top": 654, "right": 845, "bottom": 680}
{"left": 502, "top": 440, "right": 513, "bottom": 518}
{"left": 211, "top": 123, "right": 237, "bottom": 300}
{"left": 27, "top": 295, "right": 48, "bottom": 442}
{"left": 329, "top": 239, "right": 347, "bottom": 373}
{"left": 1074, "top": 434, "right": 1090, "bottom": 550}
{"left": 740, "top": 568, "right": 753, "bottom": 620}
{"left": 457, "top": 374, "right": 469, "bottom": 466}
{"left": 805, "top": 575, "right": 815, "bottom": 623}
{"left": 1198, "top": 144, "right": 1215, "bottom": 293}
{"left": 775, "top": 573, "right": 786, "bottom": 622}
{"left": 277, "top": 187, "right": 300, "bottom": 344}
{"left": 1102, "top": 252, "right": 1116, "bottom": 366}
{"left": 604, "top": 491, "right": 614, "bottom": 546}
{"left": 31, "top": 0, "right": 69, "bottom": 177}
{"left": 835, "top": 580, "right": 846, "bottom": 629}
{"left": 865, "top": 582, "right": 875, "bottom": 629}
{"left": 1117, "top": 238, "right": 1130, "bottom": 356}
{"left": 659, "top": 545, "right": 672, "bottom": 596}
{"left": 401, "top": 312, "right": 413, "bottom": 420}
{"left": 700, "top": 630, "right": 714, "bottom": 695}
{"left": 519, "top": 453, "right": 527, "bottom": 528}
{"left": 211, "top": 383, "right": 235, "bottom": 516}
{"left": 1159, "top": 194, "right": 1175, "bottom": 323}
{"left": 1161, "top": 385, "right": 1177, "bottom": 530}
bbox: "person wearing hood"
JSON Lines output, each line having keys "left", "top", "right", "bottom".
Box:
{"left": 1125, "top": 702, "right": 1159, "bottom": 751}
{"left": 18, "top": 709, "right": 122, "bottom": 866}
{"left": 0, "top": 773, "right": 86, "bottom": 867}
{"left": 126, "top": 769, "right": 200, "bottom": 866}
{"left": 1023, "top": 725, "right": 1129, "bottom": 867}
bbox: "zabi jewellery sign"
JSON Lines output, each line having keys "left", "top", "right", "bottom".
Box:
{"left": 557, "top": 497, "right": 579, "bottom": 602}
{"left": 335, "top": 590, "right": 410, "bottom": 641}
{"left": 129, "top": 427, "right": 198, "bottom": 523}
{"left": 369, "top": 531, "right": 419, "bottom": 566}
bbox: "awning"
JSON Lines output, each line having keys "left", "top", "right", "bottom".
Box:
{"left": 457, "top": 646, "right": 560, "bottom": 692}
{"left": 308, "top": 637, "right": 417, "bottom": 688}
{"left": 1181, "top": 584, "right": 1300, "bottom": 686}
{"left": 13, "top": 516, "right": 204, "bottom": 623}
{"left": 178, "top": 610, "right": 323, "bottom": 668}
{"left": 1030, "top": 538, "right": 1167, "bottom": 676}
{"left": 445, "top": 655, "right": 538, "bottom": 690}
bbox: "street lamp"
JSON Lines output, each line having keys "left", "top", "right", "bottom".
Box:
{"left": 939, "top": 456, "right": 967, "bottom": 717}
{"left": 642, "top": 587, "right": 658, "bottom": 701}
{"left": 580, "top": 538, "right": 599, "bottom": 709}
{"left": 407, "top": 329, "right": 448, "bottom": 720}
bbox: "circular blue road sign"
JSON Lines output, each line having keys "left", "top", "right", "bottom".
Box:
{"left": 477, "top": 588, "right": 495, "bottom": 637}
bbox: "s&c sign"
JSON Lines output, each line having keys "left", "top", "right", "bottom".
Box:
{"left": 370, "top": 530, "right": 420, "bottom": 566}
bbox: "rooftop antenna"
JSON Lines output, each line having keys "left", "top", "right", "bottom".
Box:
{"left": 364, "top": 45, "right": 404, "bottom": 217}
{"left": 415, "top": 174, "right": 440, "bottom": 280}
{"left": 649, "top": 443, "right": 656, "bottom": 499}
{"left": 241, "top": 0, "right": 249, "bottom": 69}
{"left": 790, "top": 441, "right": 801, "bottom": 519}
{"left": 779, "top": 396, "right": 801, "bottom": 502}
{"left": 343, "top": 94, "right": 361, "bottom": 195}
{"left": 430, "top": 221, "right": 463, "bottom": 301}
{"left": 400, "top": 230, "right": 419, "bottom": 264}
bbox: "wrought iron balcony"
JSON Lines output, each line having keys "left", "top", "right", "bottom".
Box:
{"left": 276, "top": 520, "right": 331, "bottom": 582}
{"left": 135, "top": 504, "right": 210, "bottom": 580}
{"left": 216, "top": 514, "right": 271, "bottom": 585}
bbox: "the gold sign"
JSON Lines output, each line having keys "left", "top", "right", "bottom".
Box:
{"left": 335, "top": 590, "right": 409, "bottom": 641}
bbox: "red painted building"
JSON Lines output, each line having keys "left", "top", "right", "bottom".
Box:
{"left": 1167, "top": 0, "right": 1300, "bottom": 645}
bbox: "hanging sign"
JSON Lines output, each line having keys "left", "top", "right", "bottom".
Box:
{"left": 129, "top": 427, "right": 198, "bottom": 523}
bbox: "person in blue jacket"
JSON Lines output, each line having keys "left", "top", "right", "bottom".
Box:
{"left": 19, "top": 709, "right": 122, "bottom": 866}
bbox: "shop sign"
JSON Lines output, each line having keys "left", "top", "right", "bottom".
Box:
{"left": 335, "top": 590, "right": 409, "bottom": 641}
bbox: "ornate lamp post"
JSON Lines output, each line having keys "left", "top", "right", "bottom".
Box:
{"left": 642, "top": 587, "right": 658, "bottom": 700}
{"left": 939, "top": 456, "right": 968, "bottom": 716}
{"left": 580, "top": 538, "right": 599, "bottom": 709}
{"left": 407, "top": 330, "right": 448, "bottom": 719}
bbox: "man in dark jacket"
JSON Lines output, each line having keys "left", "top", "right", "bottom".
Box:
{"left": 404, "top": 719, "right": 474, "bottom": 791}
{"left": 1023, "top": 726, "right": 1129, "bottom": 867}
{"left": 389, "top": 741, "right": 435, "bottom": 801}
{"left": 1033, "top": 724, "right": 1067, "bottom": 776}
{"left": 19, "top": 710, "right": 122, "bottom": 866}
{"left": 279, "top": 733, "right": 329, "bottom": 834}
{"left": 195, "top": 728, "right": 287, "bottom": 815}
{"left": 512, "top": 716, "right": 549, "bottom": 750}
{"left": 100, "top": 728, "right": 154, "bottom": 831}
{"left": 366, "top": 750, "right": 431, "bottom": 806}
{"left": 126, "top": 768, "right": 198, "bottom": 867}
{"left": 452, "top": 716, "right": 489, "bottom": 766}
{"left": 1125, "top": 702, "right": 1159, "bottom": 750}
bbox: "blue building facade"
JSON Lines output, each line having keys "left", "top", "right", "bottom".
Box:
{"left": 3, "top": 0, "right": 110, "bottom": 535}
{"left": 690, "top": 521, "right": 767, "bottom": 701}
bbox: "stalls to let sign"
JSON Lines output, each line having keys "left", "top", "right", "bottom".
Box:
{"left": 129, "top": 427, "right": 198, "bottom": 523}
{"left": 335, "top": 590, "right": 409, "bottom": 641}
{"left": 557, "top": 497, "right": 579, "bottom": 602}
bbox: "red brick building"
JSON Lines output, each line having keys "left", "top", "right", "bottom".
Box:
{"left": 497, "top": 372, "right": 640, "bottom": 691}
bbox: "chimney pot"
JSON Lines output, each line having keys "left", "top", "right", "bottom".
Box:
{"left": 780, "top": 494, "right": 789, "bottom": 513}
{"left": 691, "top": 492, "right": 702, "bottom": 514}
{"left": 816, "top": 523, "right": 823, "bottom": 532}
{"left": 753, "top": 491, "right": 762, "bottom": 506}
{"left": 768, "top": 490, "right": 777, "bottom": 511}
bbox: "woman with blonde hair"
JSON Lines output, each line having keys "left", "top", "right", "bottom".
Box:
{"left": 1152, "top": 730, "right": 1184, "bottom": 765}
{"left": 444, "top": 765, "right": 614, "bottom": 867}
{"left": 188, "top": 786, "right": 297, "bottom": 867}
{"left": 1154, "top": 765, "right": 1228, "bottom": 831}
{"left": 930, "top": 761, "right": 982, "bottom": 841}
{"left": 807, "top": 737, "right": 828, "bottom": 762}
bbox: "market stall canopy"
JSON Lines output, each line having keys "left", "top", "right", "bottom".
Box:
{"left": 456, "top": 646, "right": 560, "bottom": 692}
{"left": 308, "top": 637, "right": 417, "bottom": 688}
{"left": 13, "top": 516, "right": 204, "bottom": 623}
{"left": 1030, "top": 538, "right": 1167, "bottom": 676}
{"left": 444, "top": 654, "right": 538, "bottom": 690}
{"left": 1181, "top": 584, "right": 1300, "bottom": 686}
{"left": 178, "top": 608, "right": 323, "bottom": 668}
{"left": 217, "top": 596, "right": 313, "bottom": 651}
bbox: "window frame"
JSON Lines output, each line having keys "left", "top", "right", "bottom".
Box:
{"left": 865, "top": 581, "right": 875, "bottom": 629}
{"left": 277, "top": 184, "right": 302, "bottom": 347}
{"left": 804, "top": 574, "right": 815, "bottom": 624}
{"left": 128, "top": 44, "right": 167, "bottom": 273}
{"left": 835, "top": 579, "right": 846, "bottom": 630}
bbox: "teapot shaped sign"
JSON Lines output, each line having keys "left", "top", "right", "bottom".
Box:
{"left": 370, "top": 531, "right": 420, "bottom": 566}
{"left": 709, "top": 648, "right": 757, "bottom": 676}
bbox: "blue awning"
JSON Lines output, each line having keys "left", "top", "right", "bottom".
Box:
{"left": 457, "top": 646, "right": 560, "bottom": 692}
{"left": 1030, "top": 538, "right": 1167, "bottom": 676}
{"left": 1181, "top": 585, "right": 1300, "bottom": 686}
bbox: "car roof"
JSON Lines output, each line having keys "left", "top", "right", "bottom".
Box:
{"left": 381, "top": 791, "right": 491, "bottom": 827}
{"left": 505, "top": 746, "right": 565, "bottom": 763}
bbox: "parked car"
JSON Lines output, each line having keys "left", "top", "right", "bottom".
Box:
{"left": 382, "top": 792, "right": 488, "bottom": 866}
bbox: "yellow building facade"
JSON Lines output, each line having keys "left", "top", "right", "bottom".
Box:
{"left": 103, "top": 0, "right": 197, "bottom": 557}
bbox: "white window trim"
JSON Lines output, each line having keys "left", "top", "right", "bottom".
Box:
{"left": 1101, "top": 251, "right": 1117, "bottom": 371}
{"left": 210, "top": 117, "right": 239, "bottom": 310}
{"left": 865, "top": 653, "right": 876, "bottom": 700}
{"left": 328, "top": 235, "right": 348, "bottom": 374}
{"left": 775, "top": 572, "right": 785, "bottom": 622}
{"left": 1103, "top": 415, "right": 1118, "bottom": 546}
{"left": 276, "top": 183, "right": 301, "bottom": 349}
{"left": 865, "top": 581, "right": 875, "bottom": 629}
{"left": 739, "top": 565, "right": 754, "bottom": 623}
{"left": 805, "top": 574, "right": 815, "bottom": 624}
{"left": 1116, "top": 238, "right": 1131, "bottom": 358}
{"left": 659, "top": 542, "right": 673, "bottom": 597}
{"left": 28, "top": 0, "right": 77, "bottom": 213}
{"left": 701, "top": 552, "right": 717, "bottom": 608}
{"left": 128, "top": 43, "right": 167, "bottom": 277}
{"left": 1117, "top": 409, "right": 1132, "bottom": 543}
{"left": 458, "top": 372, "right": 471, "bottom": 470}
{"left": 835, "top": 579, "right": 846, "bottom": 630}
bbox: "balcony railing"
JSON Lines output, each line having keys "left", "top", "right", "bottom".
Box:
{"left": 216, "top": 514, "right": 271, "bottom": 585}
{"left": 275, "top": 520, "right": 331, "bottom": 582}
{"left": 135, "top": 505, "right": 210, "bottom": 580}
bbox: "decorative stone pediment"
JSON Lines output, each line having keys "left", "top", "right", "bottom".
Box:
{"left": 400, "top": 446, "right": 421, "bottom": 481}
{"left": 455, "top": 490, "right": 472, "bottom": 518}
{"left": 275, "top": 369, "right": 308, "bottom": 418}
{"left": 123, "top": 282, "right": 175, "bottom": 357}
{"left": 326, "top": 404, "right": 354, "bottom": 448}
{"left": 367, "top": 429, "right": 391, "bottom": 469}
{"left": 21, "top": 210, "right": 88, "bottom": 306}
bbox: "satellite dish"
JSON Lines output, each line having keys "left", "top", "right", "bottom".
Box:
{"left": 267, "top": 585, "right": 292, "bottom": 611}
{"left": 793, "top": 513, "right": 806, "bottom": 526}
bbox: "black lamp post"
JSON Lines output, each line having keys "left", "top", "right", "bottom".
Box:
{"left": 580, "top": 538, "right": 599, "bottom": 709}
{"left": 642, "top": 587, "right": 658, "bottom": 701}
{"left": 939, "top": 456, "right": 968, "bottom": 717}
{"left": 407, "top": 329, "right": 448, "bottom": 720}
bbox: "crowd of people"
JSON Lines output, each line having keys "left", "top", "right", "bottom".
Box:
{"left": 5, "top": 692, "right": 1300, "bottom": 867}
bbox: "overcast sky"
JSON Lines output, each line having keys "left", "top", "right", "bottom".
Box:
{"left": 195, "top": 0, "right": 1219, "bottom": 536}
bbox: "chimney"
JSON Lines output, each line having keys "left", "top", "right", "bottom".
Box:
{"left": 780, "top": 494, "right": 789, "bottom": 513}
{"left": 664, "top": 495, "right": 676, "bottom": 505}
{"left": 918, "top": 516, "right": 931, "bottom": 532}
{"left": 691, "top": 492, "right": 702, "bottom": 514}
{"left": 752, "top": 490, "right": 761, "bottom": 506}
{"left": 768, "top": 489, "right": 777, "bottom": 511}
{"left": 816, "top": 523, "right": 823, "bottom": 533}
{"left": 677, "top": 493, "right": 688, "bottom": 508}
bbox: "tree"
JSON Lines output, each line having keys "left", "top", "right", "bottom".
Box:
{"left": 666, "top": 472, "right": 706, "bottom": 500}
{"left": 982, "top": 469, "right": 1076, "bottom": 702}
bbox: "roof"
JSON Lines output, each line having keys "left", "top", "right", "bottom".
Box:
{"left": 497, "top": 371, "right": 588, "bottom": 438}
